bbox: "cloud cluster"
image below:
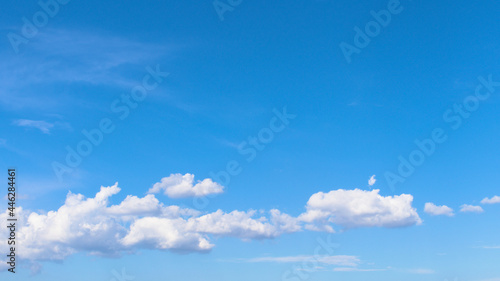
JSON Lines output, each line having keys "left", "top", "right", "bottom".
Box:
{"left": 299, "top": 189, "right": 422, "bottom": 231}
{"left": 1, "top": 179, "right": 425, "bottom": 272}
{"left": 148, "top": 173, "right": 224, "bottom": 198}
{"left": 0, "top": 183, "right": 298, "bottom": 266}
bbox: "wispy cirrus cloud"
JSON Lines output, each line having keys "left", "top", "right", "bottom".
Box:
{"left": 246, "top": 255, "right": 360, "bottom": 267}
{"left": 12, "top": 119, "right": 54, "bottom": 134}
{"left": 0, "top": 29, "right": 173, "bottom": 110}
{"left": 12, "top": 119, "right": 71, "bottom": 134}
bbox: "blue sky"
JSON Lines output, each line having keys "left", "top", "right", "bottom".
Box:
{"left": 1, "top": 0, "right": 500, "bottom": 280}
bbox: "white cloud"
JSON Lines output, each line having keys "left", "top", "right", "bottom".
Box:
{"left": 148, "top": 173, "right": 224, "bottom": 198}
{"left": 299, "top": 189, "right": 421, "bottom": 230}
{"left": 424, "top": 203, "right": 454, "bottom": 217}
{"left": 481, "top": 196, "right": 500, "bottom": 204}
{"left": 13, "top": 119, "right": 54, "bottom": 134}
{"left": 0, "top": 182, "right": 425, "bottom": 273}
{"left": 0, "top": 182, "right": 300, "bottom": 271}
{"left": 368, "top": 175, "right": 376, "bottom": 186}
{"left": 459, "top": 204, "right": 484, "bottom": 213}
{"left": 107, "top": 194, "right": 161, "bottom": 217}
{"left": 189, "top": 209, "right": 301, "bottom": 240}
{"left": 121, "top": 217, "right": 213, "bottom": 252}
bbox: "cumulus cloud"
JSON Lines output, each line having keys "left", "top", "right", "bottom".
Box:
{"left": 1, "top": 181, "right": 426, "bottom": 273}
{"left": 459, "top": 204, "right": 484, "bottom": 213}
{"left": 299, "top": 189, "right": 421, "bottom": 230}
{"left": 148, "top": 173, "right": 224, "bottom": 198}
{"left": 191, "top": 209, "right": 300, "bottom": 240}
{"left": 0, "top": 183, "right": 299, "bottom": 271}
{"left": 121, "top": 217, "right": 213, "bottom": 252}
{"left": 368, "top": 175, "right": 376, "bottom": 186}
{"left": 424, "top": 203, "right": 454, "bottom": 217}
{"left": 121, "top": 209, "right": 301, "bottom": 252}
{"left": 481, "top": 196, "right": 500, "bottom": 205}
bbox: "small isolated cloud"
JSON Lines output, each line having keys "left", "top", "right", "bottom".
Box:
{"left": 13, "top": 119, "right": 54, "bottom": 134}
{"left": 368, "top": 175, "right": 376, "bottom": 186}
{"left": 459, "top": 204, "right": 484, "bottom": 213}
{"left": 148, "top": 173, "right": 224, "bottom": 198}
{"left": 481, "top": 196, "right": 500, "bottom": 205}
{"left": 299, "top": 189, "right": 421, "bottom": 230}
{"left": 424, "top": 203, "right": 454, "bottom": 217}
